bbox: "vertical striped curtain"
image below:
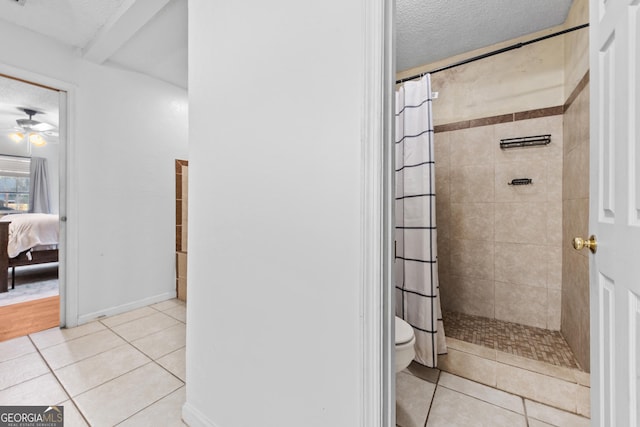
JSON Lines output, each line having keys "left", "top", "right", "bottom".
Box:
{"left": 394, "top": 74, "right": 447, "bottom": 367}
{"left": 29, "top": 157, "right": 51, "bottom": 214}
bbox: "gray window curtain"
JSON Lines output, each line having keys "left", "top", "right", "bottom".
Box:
{"left": 29, "top": 157, "right": 51, "bottom": 214}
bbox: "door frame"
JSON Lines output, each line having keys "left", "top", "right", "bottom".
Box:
{"left": 0, "top": 62, "right": 78, "bottom": 328}
{"left": 361, "top": 0, "right": 395, "bottom": 425}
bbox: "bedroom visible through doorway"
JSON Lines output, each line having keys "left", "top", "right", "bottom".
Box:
{"left": 0, "top": 74, "right": 62, "bottom": 341}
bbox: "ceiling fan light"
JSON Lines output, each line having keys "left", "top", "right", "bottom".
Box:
{"left": 29, "top": 133, "right": 46, "bottom": 147}
{"left": 9, "top": 132, "right": 24, "bottom": 143}
{"left": 16, "top": 118, "right": 39, "bottom": 130}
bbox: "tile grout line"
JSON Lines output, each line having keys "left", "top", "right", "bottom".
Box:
{"left": 0, "top": 343, "right": 39, "bottom": 380}
{"left": 0, "top": 338, "right": 38, "bottom": 355}
{"left": 107, "top": 302, "right": 186, "bottom": 426}
{"left": 100, "top": 312, "right": 186, "bottom": 368}
{"left": 439, "top": 350, "right": 590, "bottom": 416}
{"left": 522, "top": 396, "right": 531, "bottom": 427}
{"left": 444, "top": 343, "right": 586, "bottom": 385}
{"left": 422, "top": 383, "right": 438, "bottom": 427}
{"left": 407, "top": 368, "right": 589, "bottom": 426}
{"left": 90, "top": 298, "right": 183, "bottom": 330}
{"left": 70, "top": 359, "right": 183, "bottom": 426}
{"left": 26, "top": 334, "right": 92, "bottom": 427}
{"left": 1, "top": 329, "right": 116, "bottom": 392}
{"left": 1, "top": 300, "right": 185, "bottom": 425}
{"left": 441, "top": 368, "right": 586, "bottom": 415}
{"left": 55, "top": 345, "right": 153, "bottom": 398}
{"left": 30, "top": 322, "right": 112, "bottom": 351}
{"left": 152, "top": 354, "right": 186, "bottom": 384}
{"left": 114, "top": 320, "right": 185, "bottom": 346}
{"left": 99, "top": 310, "right": 182, "bottom": 344}
{"left": 0, "top": 368, "right": 49, "bottom": 393}
{"left": 437, "top": 381, "right": 528, "bottom": 419}
{"left": 98, "top": 309, "right": 187, "bottom": 395}
{"left": 54, "top": 353, "right": 184, "bottom": 423}
{"left": 53, "top": 303, "right": 185, "bottom": 425}
{"left": 97, "top": 304, "right": 167, "bottom": 329}
{"left": 31, "top": 306, "right": 182, "bottom": 395}
{"left": 113, "top": 384, "right": 186, "bottom": 426}
{"left": 100, "top": 317, "right": 185, "bottom": 361}
{"left": 37, "top": 328, "right": 129, "bottom": 371}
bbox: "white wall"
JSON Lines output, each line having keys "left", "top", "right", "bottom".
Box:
{"left": 185, "top": 1, "right": 367, "bottom": 426}
{"left": 0, "top": 21, "right": 188, "bottom": 322}
{"left": 74, "top": 60, "right": 188, "bottom": 318}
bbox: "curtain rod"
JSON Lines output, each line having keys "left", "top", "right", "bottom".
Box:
{"left": 0, "top": 154, "right": 31, "bottom": 160}
{"left": 396, "top": 23, "right": 589, "bottom": 84}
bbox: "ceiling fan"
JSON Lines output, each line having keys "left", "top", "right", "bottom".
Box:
{"left": 8, "top": 108, "right": 58, "bottom": 147}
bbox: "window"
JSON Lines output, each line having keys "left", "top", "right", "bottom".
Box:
{"left": 0, "top": 156, "right": 30, "bottom": 212}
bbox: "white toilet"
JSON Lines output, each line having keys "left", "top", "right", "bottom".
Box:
{"left": 395, "top": 316, "right": 416, "bottom": 372}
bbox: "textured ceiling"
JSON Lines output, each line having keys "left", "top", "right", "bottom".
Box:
{"left": 0, "top": 0, "right": 576, "bottom": 88}
{"left": 0, "top": 0, "right": 127, "bottom": 48}
{"left": 396, "top": 0, "right": 575, "bottom": 72}
{"left": 0, "top": 75, "right": 59, "bottom": 129}
{"left": 0, "top": 75, "right": 59, "bottom": 154}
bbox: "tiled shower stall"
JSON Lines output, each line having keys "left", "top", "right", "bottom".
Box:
{"left": 393, "top": 0, "right": 591, "bottom": 422}
{"left": 435, "top": 112, "right": 564, "bottom": 331}
{"left": 395, "top": 0, "right": 591, "bottom": 374}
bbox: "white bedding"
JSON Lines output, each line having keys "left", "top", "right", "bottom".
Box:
{"left": 0, "top": 213, "right": 59, "bottom": 258}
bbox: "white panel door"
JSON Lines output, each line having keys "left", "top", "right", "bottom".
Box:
{"left": 589, "top": 0, "right": 640, "bottom": 425}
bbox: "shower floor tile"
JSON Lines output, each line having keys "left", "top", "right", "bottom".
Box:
{"left": 443, "top": 311, "right": 582, "bottom": 371}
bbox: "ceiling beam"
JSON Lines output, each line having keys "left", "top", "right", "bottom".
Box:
{"left": 82, "top": 0, "right": 172, "bottom": 64}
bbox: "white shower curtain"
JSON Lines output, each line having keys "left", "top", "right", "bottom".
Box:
{"left": 395, "top": 74, "right": 447, "bottom": 367}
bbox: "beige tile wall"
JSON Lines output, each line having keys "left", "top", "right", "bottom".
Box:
{"left": 403, "top": 0, "right": 590, "bottom": 358}
{"left": 562, "top": 85, "right": 590, "bottom": 371}
{"left": 398, "top": 29, "right": 566, "bottom": 127}
{"left": 437, "top": 115, "right": 563, "bottom": 330}
{"left": 560, "top": 0, "right": 590, "bottom": 372}
{"left": 564, "top": 0, "right": 589, "bottom": 97}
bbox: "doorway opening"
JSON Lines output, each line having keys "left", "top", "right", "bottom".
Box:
{"left": 0, "top": 73, "right": 65, "bottom": 341}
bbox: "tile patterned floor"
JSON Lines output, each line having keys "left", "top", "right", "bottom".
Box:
{"left": 443, "top": 311, "right": 582, "bottom": 370}
{"left": 0, "top": 298, "right": 186, "bottom": 426}
{"left": 0, "top": 299, "right": 588, "bottom": 426}
{"left": 397, "top": 363, "right": 591, "bottom": 427}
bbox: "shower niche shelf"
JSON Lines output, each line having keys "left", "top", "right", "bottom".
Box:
{"left": 508, "top": 178, "right": 533, "bottom": 186}
{"left": 500, "top": 134, "right": 551, "bottom": 149}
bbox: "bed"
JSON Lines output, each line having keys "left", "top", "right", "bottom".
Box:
{"left": 0, "top": 213, "right": 59, "bottom": 293}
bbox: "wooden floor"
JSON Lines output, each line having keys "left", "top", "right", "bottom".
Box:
{"left": 0, "top": 296, "right": 59, "bottom": 342}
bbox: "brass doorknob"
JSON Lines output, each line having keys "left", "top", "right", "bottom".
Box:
{"left": 573, "top": 235, "right": 597, "bottom": 254}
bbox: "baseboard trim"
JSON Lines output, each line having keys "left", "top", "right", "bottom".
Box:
{"left": 76, "top": 291, "right": 177, "bottom": 324}
{"left": 182, "top": 402, "right": 220, "bottom": 427}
